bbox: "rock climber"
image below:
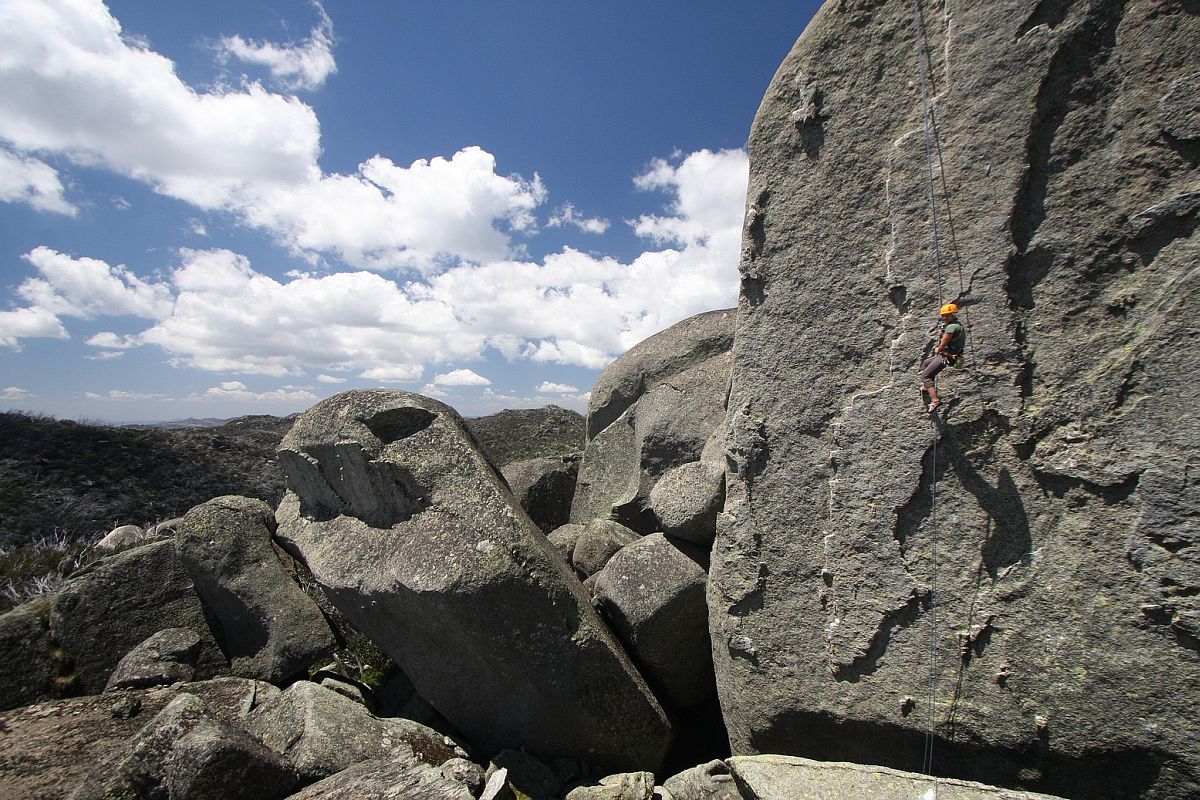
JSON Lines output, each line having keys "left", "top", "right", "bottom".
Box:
{"left": 919, "top": 303, "right": 965, "bottom": 413}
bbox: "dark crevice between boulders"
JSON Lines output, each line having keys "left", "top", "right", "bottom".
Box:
{"left": 661, "top": 697, "right": 731, "bottom": 779}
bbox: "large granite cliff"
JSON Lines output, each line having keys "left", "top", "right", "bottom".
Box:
{"left": 710, "top": 1, "right": 1199, "bottom": 798}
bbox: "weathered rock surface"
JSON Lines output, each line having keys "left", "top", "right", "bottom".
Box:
{"left": 0, "top": 678, "right": 276, "bottom": 800}
{"left": 441, "top": 757, "right": 486, "bottom": 795}
{"left": 594, "top": 534, "right": 713, "bottom": 708}
{"left": 103, "top": 627, "right": 202, "bottom": 692}
{"left": 647, "top": 460, "right": 725, "bottom": 547}
{"left": 285, "top": 754, "right": 474, "bottom": 800}
{"left": 178, "top": 495, "right": 335, "bottom": 682}
{"left": 0, "top": 598, "right": 55, "bottom": 710}
{"left": 276, "top": 393, "right": 670, "bottom": 770}
{"left": 464, "top": 404, "right": 586, "bottom": 468}
{"left": 571, "top": 519, "right": 641, "bottom": 577}
{"left": 662, "top": 759, "right": 740, "bottom": 800}
{"left": 573, "top": 326, "right": 732, "bottom": 533}
{"left": 711, "top": 2, "right": 1200, "bottom": 799}
{"left": 96, "top": 523, "right": 152, "bottom": 551}
{"left": 502, "top": 454, "right": 580, "bottom": 533}
{"left": 245, "top": 680, "right": 463, "bottom": 783}
{"left": 66, "top": 690, "right": 294, "bottom": 800}
{"left": 727, "top": 755, "right": 1066, "bottom": 800}
{"left": 565, "top": 771, "right": 655, "bottom": 800}
{"left": 163, "top": 713, "right": 298, "bottom": 800}
{"left": 547, "top": 522, "right": 586, "bottom": 561}
{"left": 48, "top": 539, "right": 227, "bottom": 698}
{"left": 586, "top": 308, "right": 735, "bottom": 441}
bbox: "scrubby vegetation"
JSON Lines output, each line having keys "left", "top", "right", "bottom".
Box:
{"left": 0, "top": 411, "right": 292, "bottom": 550}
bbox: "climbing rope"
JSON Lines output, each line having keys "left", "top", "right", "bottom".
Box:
{"left": 911, "top": 0, "right": 943, "bottom": 783}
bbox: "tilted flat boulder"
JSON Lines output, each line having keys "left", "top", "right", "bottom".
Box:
{"left": 103, "top": 627, "right": 202, "bottom": 692}
{"left": 275, "top": 390, "right": 671, "bottom": 771}
{"left": 662, "top": 759, "right": 740, "bottom": 800}
{"left": 727, "top": 756, "right": 1066, "bottom": 800}
{"left": 587, "top": 308, "right": 735, "bottom": 441}
{"left": 573, "top": 347, "right": 731, "bottom": 533}
{"left": 711, "top": 2, "right": 1200, "bottom": 799}
{"left": 285, "top": 755, "right": 473, "bottom": 800}
{"left": 245, "top": 680, "right": 464, "bottom": 782}
{"left": 178, "top": 495, "right": 335, "bottom": 682}
{"left": 485, "top": 749, "right": 563, "bottom": 800}
{"left": 565, "top": 772, "right": 655, "bottom": 800}
{"left": 594, "top": 534, "right": 713, "bottom": 708}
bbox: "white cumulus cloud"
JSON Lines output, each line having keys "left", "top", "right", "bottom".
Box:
{"left": 536, "top": 381, "right": 579, "bottom": 393}
{"left": 360, "top": 365, "right": 424, "bottom": 383}
{"left": 0, "top": 142, "right": 748, "bottom": 372}
{"left": 1, "top": 247, "right": 171, "bottom": 349}
{"left": 547, "top": 203, "right": 609, "bottom": 234}
{"left": 632, "top": 148, "right": 749, "bottom": 248}
{"left": 432, "top": 369, "right": 491, "bottom": 386}
{"left": 1, "top": 386, "right": 32, "bottom": 400}
{"left": 197, "top": 381, "right": 318, "bottom": 403}
{"left": 84, "top": 389, "right": 166, "bottom": 401}
{"left": 0, "top": 306, "right": 68, "bottom": 349}
{"left": 0, "top": 0, "right": 544, "bottom": 269}
{"left": 316, "top": 374, "right": 346, "bottom": 384}
{"left": 218, "top": 2, "right": 337, "bottom": 92}
{"left": 0, "top": 148, "right": 75, "bottom": 215}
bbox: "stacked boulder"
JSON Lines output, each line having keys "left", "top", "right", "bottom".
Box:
{"left": 571, "top": 308, "right": 733, "bottom": 534}
{"left": 544, "top": 310, "right": 735, "bottom": 733}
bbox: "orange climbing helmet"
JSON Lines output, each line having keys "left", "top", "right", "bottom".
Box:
{"left": 939, "top": 303, "right": 958, "bottom": 316}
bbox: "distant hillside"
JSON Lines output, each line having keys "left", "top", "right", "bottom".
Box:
{"left": 125, "top": 417, "right": 233, "bottom": 429}
{"left": 463, "top": 405, "right": 585, "bottom": 467}
{"left": 0, "top": 404, "right": 585, "bottom": 548}
{"left": 0, "top": 413, "right": 294, "bottom": 548}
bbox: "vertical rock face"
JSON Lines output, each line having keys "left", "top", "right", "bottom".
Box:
{"left": 711, "top": 2, "right": 1199, "bottom": 800}
{"left": 275, "top": 390, "right": 671, "bottom": 771}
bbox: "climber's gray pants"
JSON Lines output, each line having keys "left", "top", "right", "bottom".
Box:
{"left": 919, "top": 354, "right": 948, "bottom": 391}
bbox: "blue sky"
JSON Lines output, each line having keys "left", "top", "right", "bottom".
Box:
{"left": 0, "top": 0, "right": 820, "bottom": 422}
